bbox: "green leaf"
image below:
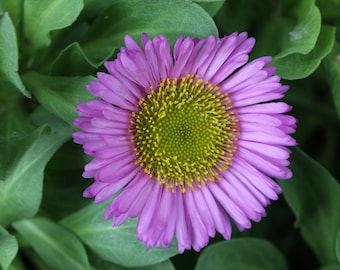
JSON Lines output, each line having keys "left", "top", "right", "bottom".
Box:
{"left": 50, "top": 42, "right": 96, "bottom": 76}
{"left": 195, "top": 238, "right": 289, "bottom": 270}
{"left": 0, "top": 0, "right": 22, "bottom": 27}
{"left": 0, "top": 13, "right": 29, "bottom": 97}
{"left": 60, "top": 201, "right": 178, "bottom": 267}
{"left": 41, "top": 142, "right": 90, "bottom": 220}
{"left": 337, "top": 230, "right": 340, "bottom": 263}
{"left": 0, "top": 110, "right": 72, "bottom": 226}
{"left": 0, "top": 225, "right": 18, "bottom": 270}
{"left": 323, "top": 41, "right": 340, "bottom": 120}
{"left": 193, "top": 0, "right": 225, "bottom": 16}
{"left": 22, "top": 72, "right": 95, "bottom": 127}
{"left": 0, "top": 98, "right": 35, "bottom": 179}
{"left": 12, "top": 217, "right": 90, "bottom": 270}
{"left": 7, "top": 255, "right": 25, "bottom": 270}
{"left": 280, "top": 148, "right": 340, "bottom": 265}
{"left": 273, "top": 25, "right": 335, "bottom": 80}
{"left": 319, "top": 266, "right": 340, "bottom": 270}
{"left": 22, "top": 0, "right": 83, "bottom": 54}
{"left": 275, "top": 0, "right": 321, "bottom": 58}
{"left": 312, "top": 0, "right": 340, "bottom": 22}
{"left": 130, "top": 260, "right": 175, "bottom": 270}
{"left": 79, "top": 0, "right": 117, "bottom": 21}
{"left": 91, "top": 257, "right": 175, "bottom": 270}
{"left": 80, "top": 0, "right": 218, "bottom": 64}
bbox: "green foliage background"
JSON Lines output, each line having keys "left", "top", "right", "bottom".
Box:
{"left": 0, "top": 0, "right": 340, "bottom": 269}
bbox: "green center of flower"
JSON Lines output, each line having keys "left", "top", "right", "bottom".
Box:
{"left": 131, "top": 74, "right": 238, "bottom": 192}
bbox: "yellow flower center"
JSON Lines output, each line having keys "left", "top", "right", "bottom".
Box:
{"left": 131, "top": 74, "right": 238, "bottom": 192}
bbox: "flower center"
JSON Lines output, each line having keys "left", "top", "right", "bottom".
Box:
{"left": 131, "top": 74, "right": 238, "bottom": 192}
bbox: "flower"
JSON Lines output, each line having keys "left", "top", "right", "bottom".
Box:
{"left": 73, "top": 32, "right": 297, "bottom": 253}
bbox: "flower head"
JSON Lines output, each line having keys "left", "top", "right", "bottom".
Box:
{"left": 73, "top": 33, "right": 297, "bottom": 253}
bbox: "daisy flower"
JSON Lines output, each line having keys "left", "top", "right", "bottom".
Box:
{"left": 73, "top": 33, "right": 297, "bottom": 253}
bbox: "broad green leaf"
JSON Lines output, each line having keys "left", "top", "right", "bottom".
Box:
{"left": 22, "top": 72, "right": 95, "bottom": 127}
{"left": 195, "top": 238, "right": 289, "bottom": 270}
{"left": 61, "top": 201, "right": 178, "bottom": 267}
{"left": 80, "top": 0, "right": 218, "bottom": 64}
{"left": 41, "top": 141, "right": 90, "bottom": 220}
{"left": 0, "top": 97, "right": 35, "bottom": 179}
{"left": 0, "top": 13, "right": 29, "bottom": 97}
{"left": 0, "top": 225, "right": 18, "bottom": 270}
{"left": 22, "top": 0, "right": 83, "bottom": 54}
{"left": 1, "top": 0, "right": 22, "bottom": 28}
{"left": 12, "top": 217, "right": 90, "bottom": 270}
{"left": 0, "top": 110, "right": 72, "bottom": 226}
{"left": 50, "top": 42, "right": 96, "bottom": 76}
{"left": 193, "top": 0, "right": 225, "bottom": 16}
{"left": 0, "top": 125, "right": 46, "bottom": 226}
{"left": 7, "top": 255, "right": 25, "bottom": 270}
{"left": 275, "top": 0, "right": 321, "bottom": 58}
{"left": 323, "top": 41, "right": 340, "bottom": 120}
{"left": 316, "top": 0, "right": 340, "bottom": 21}
{"left": 273, "top": 25, "right": 335, "bottom": 80}
{"left": 130, "top": 260, "right": 175, "bottom": 270}
{"left": 91, "top": 257, "right": 175, "bottom": 270}
{"left": 319, "top": 266, "right": 340, "bottom": 270}
{"left": 280, "top": 148, "right": 340, "bottom": 265}
{"left": 250, "top": 14, "right": 287, "bottom": 59}
{"left": 79, "top": 0, "right": 117, "bottom": 21}
{"left": 337, "top": 230, "right": 340, "bottom": 263}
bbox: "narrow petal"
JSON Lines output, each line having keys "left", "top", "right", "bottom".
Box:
{"left": 192, "top": 188, "right": 216, "bottom": 238}
{"left": 136, "top": 182, "right": 162, "bottom": 240}
{"left": 209, "top": 182, "right": 251, "bottom": 230}
{"left": 184, "top": 189, "right": 209, "bottom": 251}
{"left": 176, "top": 193, "right": 191, "bottom": 253}
{"left": 201, "top": 185, "right": 232, "bottom": 239}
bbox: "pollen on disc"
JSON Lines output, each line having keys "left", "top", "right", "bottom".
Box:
{"left": 130, "top": 74, "right": 238, "bottom": 192}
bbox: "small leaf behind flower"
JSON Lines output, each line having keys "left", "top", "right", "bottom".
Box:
{"left": 273, "top": 25, "right": 335, "bottom": 80}
{"left": 275, "top": 0, "right": 321, "bottom": 58}
{"left": 79, "top": 0, "right": 218, "bottom": 65}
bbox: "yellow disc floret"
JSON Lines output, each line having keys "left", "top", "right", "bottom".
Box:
{"left": 130, "top": 74, "right": 238, "bottom": 192}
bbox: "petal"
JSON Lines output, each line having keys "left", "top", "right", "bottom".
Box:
{"left": 86, "top": 80, "right": 135, "bottom": 111}
{"left": 136, "top": 182, "right": 162, "bottom": 240}
{"left": 176, "top": 192, "right": 192, "bottom": 253}
{"left": 184, "top": 189, "right": 209, "bottom": 251}
{"left": 171, "top": 37, "right": 195, "bottom": 77}
{"left": 232, "top": 157, "right": 282, "bottom": 199}
{"left": 234, "top": 102, "right": 292, "bottom": 114}
{"left": 238, "top": 140, "right": 290, "bottom": 160}
{"left": 157, "top": 189, "right": 177, "bottom": 248}
{"left": 220, "top": 172, "right": 265, "bottom": 221}
{"left": 124, "top": 35, "right": 142, "bottom": 51}
{"left": 108, "top": 172, "right": 149, "bottom": 216}
{"left": 209, "top": 182, "right": 251, "bottom": 230}
{"left": 192, "top": 188, "right": 216, "bottom": 238}
{"left": 96, "top": 157, "right": 136, "bottom": 182}
{"left": 220, "top": 56, "right": 272, "bottom": 94}
{"left": 201, "top": 185, "right": 232, "bottom": 239}
{"left": 237, "top": 147, "right": 291, "bottom": 179}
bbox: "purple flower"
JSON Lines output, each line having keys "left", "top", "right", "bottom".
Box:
{"left": 73, "top": 33, "right": 297, "bottom": 253}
